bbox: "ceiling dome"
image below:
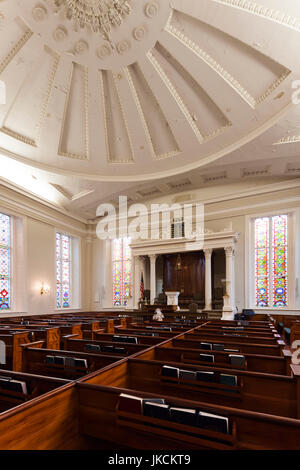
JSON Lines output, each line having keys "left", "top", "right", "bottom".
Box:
{"left": 0, "top": 0, "right": 299, "bottom": 182}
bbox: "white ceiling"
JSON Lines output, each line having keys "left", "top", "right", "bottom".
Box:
{"left": 0, "top": 0, "right": 299, "bottom": 219}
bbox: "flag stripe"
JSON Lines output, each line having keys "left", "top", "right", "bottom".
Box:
{"left": 140, "top": 273, "right": 144, "bottom": 299}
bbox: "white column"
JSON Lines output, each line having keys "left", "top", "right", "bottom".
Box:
{"left": 222, "top": 246, "right": 236, "bottom": 320}
{"left": 204, "top": 249, "right": 213, "bottom": 311}
{"left": 133, "top": 255, "right": 141, "bottom": 308}
{"left": 149, "top": 254, "right": 157, "bottom": 304}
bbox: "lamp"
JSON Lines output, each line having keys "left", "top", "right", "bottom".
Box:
{"left": 40, "top": 282, "right": 50, "bottom": 295}
{"left": 175, "top": 254, "right": 182, "bottom": 271}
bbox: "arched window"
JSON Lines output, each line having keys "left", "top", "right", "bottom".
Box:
{"left": 254, "top": 215, "right": 288, "bottom": 308}
{"left": 0, "top": 213, "right": 11, "bottom": 310}
{"left": 112, "top": 238, "right": 132, "bottom": 307}
{"left": 56, "top": 232, "right": 72, "bottom": 308}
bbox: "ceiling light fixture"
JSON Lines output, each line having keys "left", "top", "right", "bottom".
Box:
{"left": 54, "top": 0, "right": 132, "bottom": 42}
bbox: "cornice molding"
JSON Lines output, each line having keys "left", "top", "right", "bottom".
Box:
{"left": 88, "top": 178, "right": 300, "bottom": 225}
{"left": 0, "top": 184, "right": 88, "bottom": 237}
{"left": 0, "top": 178, "right": 88, "bottom": 223}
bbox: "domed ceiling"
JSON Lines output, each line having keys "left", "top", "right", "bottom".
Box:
{"left": 0, "top": 0, "right": 299, "bottom": 183}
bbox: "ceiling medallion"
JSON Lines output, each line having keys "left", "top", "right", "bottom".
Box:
{"left": 116, "top": 39, "right": 130, "bottom": 55}
{"left": 54, "top": 0, "right": 132, "bottom": 42}
{"left": 97, "top": 43, "right": 112, "bottom": 58}
{"left": 32, "top": 5, "right": 48, "bottom": 21}
{"left": 53, "top": 26, "right": 68, "bottom": 41}
{"left": 75, "top": 39, "right": 89, "bottom": 53}
{"left": 144, "top": 1, "right": 159, "bottom": 18}
{"left": 133, "top": 25, "right": 147, "bottom": 41}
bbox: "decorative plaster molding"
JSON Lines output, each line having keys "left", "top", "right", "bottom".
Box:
{"left": 36, "top": 49, "right": 60, "bottom": 145}
{"left": 0, "top": 184, "right": 88, "bottom": 233}
{"left": 0, "top": 127, "right": 36, "bottom": 147}
{"left": 145, "top": 1, "right": 160, "bottom": 19}
{"left": 131, "top": 231, "right": 239, "bottom": 256}
{"left": 59, "top": 63, "right": 90, "bottom": 160}
{"left": 147, "top": 50, "right": 203, "bottom": 143}
{"left": 0, "top": 29, "right": 33, "bottom": 75}
{"left": 32, "top": 5, "right": 48, "bottom": 22}
{"left": 112, "top": 71, "right": 135, "bottom": 162}
{"left": 166, "top": 23, "right": 256, "bottom": 108}
{"left": 204, "top": 248, "right": 213, "bottom": 257}
{"left": 125, "top": 66, "right": 156, "bottom": 161}
{"left": 127, "top": 62, "right": 180, "bottom": 160}
{"left": 213, "top": 0, "right": 300, "bottom": 32}
{"left": 274, "top": 135, "right": 300, "bottom": 146}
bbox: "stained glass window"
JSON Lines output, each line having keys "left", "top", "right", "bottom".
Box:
{"left": 272, "top": 215, "right": 288, "bottom": 307}
{"left": 0, "top": 213, "right": 11, "bottom": 310}
{"left": 56, "top": 232, "right": 72, "bottom": 308}
{"left": 113, "top": 238, "right": 132, "bottom": 307}
{"left": 254, "top": 215, "right": 288, "bottom": 308}
{"left": 255, "top": 217, "right": 269, "bottom": 307}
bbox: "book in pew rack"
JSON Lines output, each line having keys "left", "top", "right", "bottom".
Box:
{"left": 0, "top": 377, "right": 28, "bottom": 395}
{"left": 199, "top": 354, "right": 215, "bottom": 363}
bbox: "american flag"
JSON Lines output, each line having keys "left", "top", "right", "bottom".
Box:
{"left": 140, "top": 273, "right": 145, "bottom": 300}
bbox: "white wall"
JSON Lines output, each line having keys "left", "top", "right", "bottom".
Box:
{"left": 1, "top": 180, "right": 300, "bottom": 316}
{"left": 0, "top": 185, "right": 90, "bottom": 317}
{"left": 90, "top": 182, "right": 300, "bottom": 314}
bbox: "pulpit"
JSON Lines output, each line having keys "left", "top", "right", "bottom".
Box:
{"left": 165, "top": 291, "right": 180, "bottom": 306}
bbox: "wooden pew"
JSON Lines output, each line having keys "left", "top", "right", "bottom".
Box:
{"left": 210, "top": 319, "right": 272, "bottom": 329}
{"left": 137, "top": 345, "right": 289, "bottom": 375}
{"left": 0, "top": 383, "right": 96, "bottom": 449}
{"left": 172, "top": 337, "right": 282, "bottom": 356}
{"left": 125, "top": 324, "right": 193, "bottom": 334}
{"left": 196, "top": 326, "right": 275, "bottom": 337}
{"left": 113, "top": 326, "right": 178, "bottom": 338}
{"left": 77, "top": 381, "right": 300, "bottom": 450}
{"left": 93, "top": 332, "right": 170, "bottom": 346}
{"left": 16, "top": 320, "right": 83, "bottom": 346}
{"left": 290, "top": 321, "right": 300, "bottom": 345}
{"left": 21, "top": 344, "right": 123, "bottom": 379}
{"left": 0, "top": 331, "right": 32, "bottom": 371}
{"left": 0, "top": 325, "right": 61, "bottom": 350}
{"left": 91, "top": 358, "right": 299, "bottom": 418}
{"left": 63, "top": 336, "right": 147, "bottom": 356}
{"left": 185, "top": 331, "right": 279, "bottom": 345}
{"left": 0, "top": 368, "right": 70, "bottom": 413}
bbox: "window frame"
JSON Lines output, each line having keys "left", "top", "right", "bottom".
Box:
{"left": 0, "top": 212, "right": 12, "bottom": 312}
{"left": 112, "top": 237, "right": 132, "bottom": 308}
{"left": 56, "top": 231, "right": 73, "bottom": 309}
{"left": 246, "top": 209, "right": 296, "bottom": 310}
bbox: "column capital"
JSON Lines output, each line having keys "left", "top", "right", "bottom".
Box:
{"left": 204, "top": 248, "right": 213, "bottom": 257}
{"left": 149, "top": 254, "right": 157, "bottom": 262}
{"left": 224, "top": 246, "right": 234, "bottom": 257}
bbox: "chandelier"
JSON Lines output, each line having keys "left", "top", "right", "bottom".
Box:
{"left": 54, "top": 0, "right": 132, "bottom": 40}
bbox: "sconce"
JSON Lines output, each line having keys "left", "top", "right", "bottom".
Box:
{"left": 40, "top": 282, "right": 50, "bottom": 295}
{"left": 175, "top": 254, "right": 183, "bottom": 271}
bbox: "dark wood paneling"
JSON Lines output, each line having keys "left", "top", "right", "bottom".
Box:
{"left": 163, "top": 252, "right": 205, "bottom": 298}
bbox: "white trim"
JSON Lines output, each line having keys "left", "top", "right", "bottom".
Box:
{"left": 56, "top": 231, "right": 72, "bottom": 310}
{"left": 0, "top": 211, "right": 12, "bottom": 312}
{"left": 0, "top": 179, "right": 87, "bottom": 224}
{"left": 0, "top": 186, "right": 88, "bottom": 237}
{"left": 112, "top": 238, "right": 133, "bottom": 308}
